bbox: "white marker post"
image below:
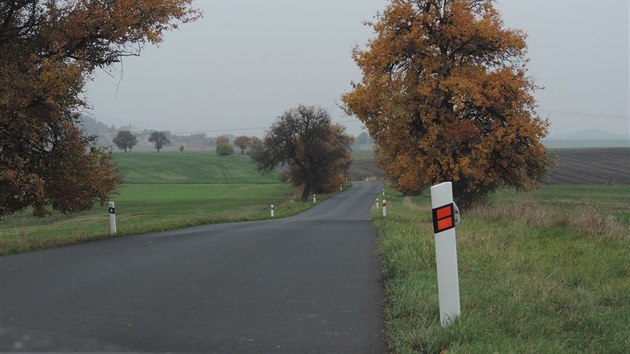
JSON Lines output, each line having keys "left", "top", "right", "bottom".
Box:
{"left": 340, "top": 184, "right": 343, "bottom": 192}
{"left": 382, "top": 199, "right": 387, "bottom": 217}
{"left": 383, "top": 188, "right": 385, "bottom": 196}
{"left": 108, "top": 201, "right": 117, "bottom": 236}
{"left": 375, "top": 199, "right": 379, "bottom": 208}
{"left": 313, "top": 194, "right": 316, "bottom": 204}
{"left": 430, "top": 182, "right": 461, "bottom": 327}
{"left": 270, "top": 204, "right": 274, "bottom": 218}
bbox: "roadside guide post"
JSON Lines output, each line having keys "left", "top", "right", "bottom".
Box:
{"left": 313, "top": 194, "right": 316, "bottom": 204}
{"left": 382, "top": 200, "right": 387, "bottom": 217}
{"left": 375, "top": 199, "right": 379, "bottom": 208}
{"left": 108, "top": 201, "right": 117, "bottom": 236}
{"left": 270, "top": 204, "right": 274, "bottom": 218}
{"left": 430, "top": 182, "right": 461, "bottom": 326}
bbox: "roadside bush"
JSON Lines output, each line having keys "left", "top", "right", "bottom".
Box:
{"left": 216, "top": 143, "right": 234, "bottom": 156}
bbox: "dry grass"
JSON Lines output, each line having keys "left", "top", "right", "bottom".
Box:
{"left": 467, "top": 198, "right": 629, "bottom": 240}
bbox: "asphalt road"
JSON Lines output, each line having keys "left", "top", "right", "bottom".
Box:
{"left": 0, "top": 182, "right": 385, "bottom": 353}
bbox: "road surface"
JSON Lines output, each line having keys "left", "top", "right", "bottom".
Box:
{"left": 0, "top": 182, "right": 385, "bottom": 353}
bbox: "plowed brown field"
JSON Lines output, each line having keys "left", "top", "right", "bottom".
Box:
{"left": 546, "top": 148, "right": 630, "bottom": 185}
{"left": 348, "top": 148, "right": 630, "bottom": 185}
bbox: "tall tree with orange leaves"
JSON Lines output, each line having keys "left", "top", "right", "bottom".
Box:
{"left": 343, "top": 0, "right": 553, "bottom": 206}
{"left": 0, "top": 1, "right": 200, "bottom": 217}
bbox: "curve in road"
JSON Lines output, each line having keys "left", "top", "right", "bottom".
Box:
{"left": 0, "top": 181, "right": 386, "bottom": 353}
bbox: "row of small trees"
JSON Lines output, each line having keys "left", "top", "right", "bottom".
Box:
{"left": 111, "top": 130, "right": 262, "bottom": 155}
{"left": 112, "top": 131, "right": 170, "bottom": 153}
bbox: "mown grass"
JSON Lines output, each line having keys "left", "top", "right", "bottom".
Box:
{"left": 373, "top": 184, "right": 630, "bottom": 353}
{"left": 351, "top": 148, "right": 375, "bottom": 161}
{"left": 113, "top": 151, "right": 279, "bottom": 184}
{"left": 0, "top": 152, "right": 342, "bottom": 255}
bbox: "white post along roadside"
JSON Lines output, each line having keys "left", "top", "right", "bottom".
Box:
{"left": 270, "top": 204, "right": 274, "bottom": 218}
{"left": 430, "top": 182, "right": 461, "bottom": 327}
{"left": 108, "top": 201, "right": 117, "bottom": 236}
{"left": 382, "top": 199, "right": 387, "bottom": 217}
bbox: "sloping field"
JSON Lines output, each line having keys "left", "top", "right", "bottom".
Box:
{"left": 1, "top": 152, "right": 329, "bottom": 255}
{"left": 547, "top": 148, "right": 630, "bottom": 184}
{"left": 113, "top": 152, "right": 279, "bottom": 184}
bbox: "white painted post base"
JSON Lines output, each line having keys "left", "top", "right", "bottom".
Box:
{"left": 108, "top": 201, "right": 117, "bottom": 236}
{"left": 430, "top": 182, "right": 461, "bottom": 327}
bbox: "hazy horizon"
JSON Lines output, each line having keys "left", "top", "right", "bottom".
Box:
{"left": 84, "top": 0, "right": 629, "bottom": 140}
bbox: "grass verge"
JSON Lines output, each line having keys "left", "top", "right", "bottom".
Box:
{"left": 373, "top": 185, "right": 629, "bottom": 353}
{"left": 0, "top": 183, "right": 344, "bottom": 255}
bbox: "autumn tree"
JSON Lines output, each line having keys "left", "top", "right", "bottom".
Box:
{"left": 215, "top": 135, "right": 233, "bottom": 155}
{"left": 149, "top": 131, "right": 170, "bottom": 152}
{"left": 216, "top": 135, "right": 229, "bottom": 146}
{"left": 342, "top": 0, "right": 552, "bottom": 206}
{"left": 0, "top": 0, "right": 199, "bottom": 217}
{"left": 254, "top": 105, "right": 353, "bottom": 201}
{"left": 112, "top": 130, "right": 137, "bottom": 153}
{"left": 233, "top": 136, "right": 251, "bottom": 154}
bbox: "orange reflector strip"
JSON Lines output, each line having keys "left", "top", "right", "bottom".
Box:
{"left": 432, "top": 203, "right": 456, "bottom": 233}
{"left": 437, "top": 218, "right": 453, "bottom": 231}
{"left": 436, "top": 206, "right": 452, "bottom": 220}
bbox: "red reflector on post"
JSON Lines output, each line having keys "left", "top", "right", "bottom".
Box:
{"left": 437, "top": 218, "right": 453, "bottom": 231}
{"left": 432, "top": 203, "right": 455, "bottom": 233}
{"left": 436, "top": 206, "right": 451, "bottom": 220}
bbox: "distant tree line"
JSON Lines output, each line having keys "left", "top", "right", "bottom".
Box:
{"left": 108, "top": 129, "right": 268, "bottom": 156}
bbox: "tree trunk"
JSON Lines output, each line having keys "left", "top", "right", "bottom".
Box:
{"left": 301, "top": 181, "right": 311, "bottom": 202}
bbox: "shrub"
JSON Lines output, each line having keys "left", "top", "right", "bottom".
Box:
{"left": 216, "top": 143, "right": 234, "bottom": 156}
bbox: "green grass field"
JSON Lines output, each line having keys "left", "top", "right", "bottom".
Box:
{"left": 372, "top": 184, "right": 630, "bottom": 353}
{"left": 0, "top": 152, "right": 337, "bottom": 255}
{"left": 351, "top": 148, "right": 375, "bottom": 161}
{"left": 113, "top": 152, "right": 279, "bottom": 184}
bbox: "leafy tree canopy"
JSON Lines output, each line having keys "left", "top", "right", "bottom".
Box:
{"left": 216, "top": 143, "right": 234, "bottom": 156}
{"left": 342, "top": 0, "right": 553, "bottom": 206}
{"left": 149, "top": 131, "right": 170, "bottom": 152}
{"left": 233, "top": 136, "right": 251, "bottom": 154}
{"left": 254, "top": 105, "right": 353, "bottom": 201}
{"left": 112, "top": 130, "right": 137, "bottom": 153}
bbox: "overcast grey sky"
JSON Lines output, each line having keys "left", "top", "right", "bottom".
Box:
{"left": 84, "top": 0, "right": 629, "bottom": 139}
